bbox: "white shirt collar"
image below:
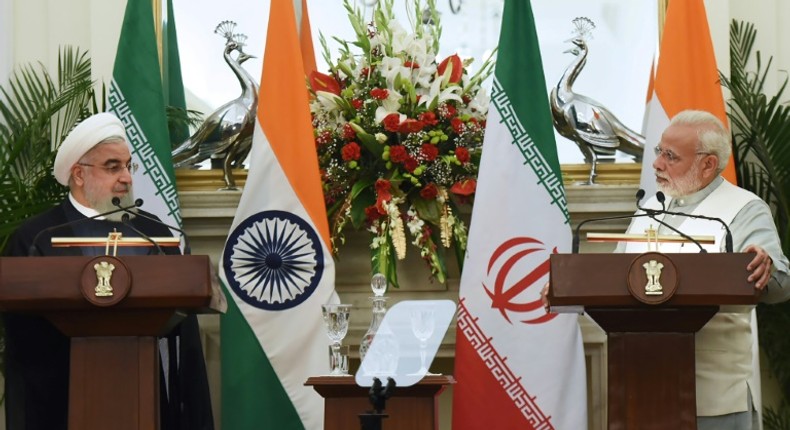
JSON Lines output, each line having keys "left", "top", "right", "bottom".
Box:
{"left": 68, "top": 193, "right": 104, "bottom": 220}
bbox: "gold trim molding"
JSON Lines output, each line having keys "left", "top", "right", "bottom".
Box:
{"left": 175, "top": 163, "right": 642, "bottom": 192}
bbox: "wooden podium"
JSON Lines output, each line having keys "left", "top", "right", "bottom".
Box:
{"left": 305, "top": 374, "right": 454, "bottom": 430}
{"left": 549, "top": 252, "right": 759, "bottom": 430}
{"left": 0, "top": 255, "right": 219, "bottom": 430}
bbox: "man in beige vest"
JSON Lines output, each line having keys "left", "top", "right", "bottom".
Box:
{"left": 543, "top": 110, "right": 790, "bottom": 429}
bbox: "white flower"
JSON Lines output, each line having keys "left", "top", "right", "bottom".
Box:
{"left": 418, "top": 75, "right": 462, "bottom": 109}
{"left": 375, "top": 133, "right": 388, "bottom": 143}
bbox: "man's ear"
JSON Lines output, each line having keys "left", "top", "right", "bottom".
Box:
{"left": 71, "top": 165, "right": 86, "bottom": 187}
{"left": 702, "top": 154, "right": 720, "bottom": 180}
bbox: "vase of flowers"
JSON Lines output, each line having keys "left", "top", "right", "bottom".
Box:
{"left": 308, "top": 0, "right": 495, "bottom": 288}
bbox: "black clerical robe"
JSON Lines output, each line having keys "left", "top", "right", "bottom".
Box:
{"left": 3, "top": 199, "right": 214, "bottom": 430}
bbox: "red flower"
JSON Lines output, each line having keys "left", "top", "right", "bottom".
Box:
{"left": 451, "top": 117, "right": 465, "bottom": 134}
{"left": 404, "top": 60, "right": 420, "bottom": 69}
{"left": 420, "top": 143, "right": 439, "bottom": 161}
{"left": 450, "top": 179, "right": 477, "bottom": 196}
{"left": 370, "top": 88, "right": 389, "bottom": 100}
{"left": 403, "top": 157, "right": 419, "bottom": 173}
{"left": 418, "top": 111, "right": 438, "bottom": 126}
{"left": 437, "top": 54, "right": 463, "bottom": 84}
{"left": 389, "top": 145, "right": 408, "bottom": 163}
{"left": 375, "top": 178, "right": 391, "bottom": 193}
{"left": 341, "top": 142, "right": 361, "bottom": 161}
{"left": 456, "top": 147, "right": 470, "bottom": 164}
{"left": 309, "top": 71, "right": 341, "bottom": 96}
{"left": 342, "top": 123, "right": 357, "bottom": 140}
{"left": 398, "top": 119, "right": 424, "bottom": 134}
{"left": 365, "top": 205, "right": 383, "bottom": 222}
{"left": 315, "top": 130, "right": 333, "bottom": 147}
{"left": 420, "top": 183, "right": 439, "bottom": 200}
{"left": 383, "top": 113, "right": 401, "bottom": 132}
{"left": 351, "top": 99, "right": 364, "bottom": 110}
{"left": 439, "top": 104, "right": 457, "bottom": 119}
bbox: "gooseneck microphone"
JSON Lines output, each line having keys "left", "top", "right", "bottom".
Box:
{"left": 571, "top": 190, "right": 657, "bottom": 253}
{"left": 635, "top": 190, "right": 707, "bottom": 253}
{"left": 111, "top": 197, "right": 192, "bottom": 255}
{"left": 28, "top": 200, "right": 143, "bottom": 256}
{"left": 644, "top": 191, "right": 734, "bottom": 253}
{"left": 120, "top": 213, "right": 165, "bottom": 255}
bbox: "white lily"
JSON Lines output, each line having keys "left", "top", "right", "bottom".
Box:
{"left": 418, "top": 75, "right": 463, "bottom": 109}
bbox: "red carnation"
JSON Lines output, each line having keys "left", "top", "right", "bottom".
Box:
{"left": 351, "top": 99, "right": 364, "bottom": 110}
{"left": 389, "top": 145, "right": 409, "bottom": 163}
{"left": 403, "top": 157, "right": 419, "bottom": 173}
{"left": 342, "top": 123, "right": 357, "bottom": 140}
{"left": 309, "top": 71, "right": 341, "bottom": 96}
{"left": 451, "top": 117, "right": 465, "bottom": 134}
{"left": 383, "top": 113, "right": 401, "bottom": 132}
{"left": 398, "top": 119, "right": 424, "bottom": 134}
{"left": 375, "top": 178, "right": 391, "bottom": 193}
{"left": 370, "top": 88, "right": 389, "bottom": 100}
{"left": 341, "top": 142, "right": 361, "bottom": 161}
{"left": 375, "top": 179, "right": 392, "bottom": 215}
{"left": 420, "top": 143, "right": 439, "bottom": 161}
{"left": 456, "top": 147, "right": 470, "bottom": 164}
{"left": 418, "top": 111, "right": 438, "bottom": 126}
{"left": 420, "top": 183, "right": 439, "bottom": 200}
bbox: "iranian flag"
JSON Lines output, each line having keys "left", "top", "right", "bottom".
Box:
{"left": 108, "top": 0, "right": 181, "bottom": 228}
{"left": 219, "top": 1, "right": 336, "bottom": 429}
{"left": 639, "top": 0, "right": 736, "bottom": 196}
{"left": 452, "top": 1, "right": 587, "bottom": 429}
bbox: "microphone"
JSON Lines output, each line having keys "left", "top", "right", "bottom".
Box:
{"left": 28, "top": 200, "right": 142, "bottom": 256}
{"left": 112, "top": 197, "right": 192, "bottom": 255}
{"left": 120, "top": 213, "right": 165, "bottom": 255}
{"left": 635, "top": 190, "right": 707, "bottom": 253}
{"left": 640, "top": 191, "right": 734, "bottom": 253}
{"left": 572, "top": 190, "right": 657, "bottom": 253}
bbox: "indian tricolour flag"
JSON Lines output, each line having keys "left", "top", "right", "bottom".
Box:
{"left": 219, "top": 1, "right": 336, "bottom": 429}
{"left": 452, "top": 1, "right": 587, "bottom": 429}
{"left": 639, "top": 0, "right": 736, "bottom": 196}
{"left": 108, "top": 0, "right": 181, "bottom": 228}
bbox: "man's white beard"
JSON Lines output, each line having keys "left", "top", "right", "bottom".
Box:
{"left": 656, "top": 163, "right": 703, "bottom": 198}
{"left": 88, "top": 187, "right": 135, "bottom": 222}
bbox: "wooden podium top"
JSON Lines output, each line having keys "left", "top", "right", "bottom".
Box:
{"left": 305, "top": 374, "right": 455, "bottom": 398}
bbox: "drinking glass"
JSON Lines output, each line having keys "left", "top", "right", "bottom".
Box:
{"left": 410, "top": 306, "right": 435, "bottom": 375}
{"left": 322, "top": 303, "right": 352, "bottom": 375}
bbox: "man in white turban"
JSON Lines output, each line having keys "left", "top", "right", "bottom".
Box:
{"left": 3, "top": 112, "right": 215, "bottom": 430}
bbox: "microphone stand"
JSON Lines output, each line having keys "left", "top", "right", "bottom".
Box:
{"left": 120, "top": 213, "right": 165, "bottom": 255}
{"left": 113, "top": 198, "right": 192, "bottom": 255}
{"left": 636, "top": 206, "right": 708, "bottom": 253}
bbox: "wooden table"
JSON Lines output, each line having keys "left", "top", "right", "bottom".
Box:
{"left": 305, "top": 374, "right": 455, "bottom": 430}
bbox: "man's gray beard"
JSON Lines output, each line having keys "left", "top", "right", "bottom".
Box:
{"left": 656, "top": 164, "right": 703, "bottom": 199}
{"left": 91, "top": 190, "right": 136, "bottom": 222}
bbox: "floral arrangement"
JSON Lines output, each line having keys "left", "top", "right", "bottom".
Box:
{"left": 308, "top": 0, "right": 495, "bottom": 288}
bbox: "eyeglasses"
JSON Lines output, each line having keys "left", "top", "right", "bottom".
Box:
{"left": 653, "top": 146, "right": 711, "bottom": 164}
{"left": 77, "top": 161, "right": 139, "bottom": 175}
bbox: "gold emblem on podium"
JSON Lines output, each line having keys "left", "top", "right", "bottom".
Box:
{"left": 93, "top": 261, "right": 115, "bottom": 297}
{"left": 642, "top": 260, "right": 664, "bottom": 296}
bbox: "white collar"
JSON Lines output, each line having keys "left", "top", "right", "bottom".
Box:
{"left": 68, "top": 193, "right": 104, "bottom": 220}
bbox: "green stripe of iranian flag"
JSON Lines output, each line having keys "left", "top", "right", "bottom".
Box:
{"left": 109, "top": 0, "right": 180, "bottom": 228}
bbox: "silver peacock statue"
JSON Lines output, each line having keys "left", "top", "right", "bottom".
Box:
{"left": 550, "top": 17, "right": 644, "bottom": 185}
{"left": 171, "top": 21, "right": 259, "bottom": 190}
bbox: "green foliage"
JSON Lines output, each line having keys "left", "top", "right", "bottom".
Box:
{"left": 720, "top": 20, "right": 790, "bottom": 428}
{"left": 0, "top": 47, "right": 97, "bottom": 250}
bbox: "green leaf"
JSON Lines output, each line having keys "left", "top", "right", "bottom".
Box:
{"left": 411, "top": 196, "right": 441, "bottom": 225}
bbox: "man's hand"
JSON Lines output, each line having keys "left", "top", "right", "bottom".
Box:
{"left": 541, "top": 282, "right": 551, "bottom": 313}
{"left": 745, "top": 244, "right": 773, "bottom": 290}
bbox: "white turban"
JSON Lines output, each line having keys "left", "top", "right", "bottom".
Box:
{"left": 53, "top": 112, "right": 129, "bottom": 185}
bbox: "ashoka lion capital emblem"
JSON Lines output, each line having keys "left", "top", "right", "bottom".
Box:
{"left": 483, "top": 237, "right": 557, "bottom": 325}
